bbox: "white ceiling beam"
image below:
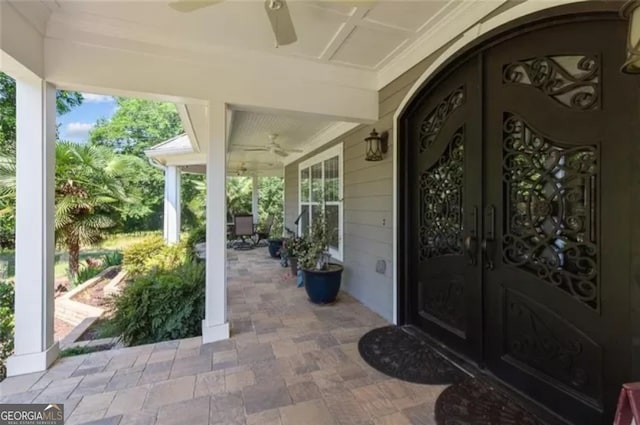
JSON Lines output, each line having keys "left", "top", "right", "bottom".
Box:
{"left": 376, "top": 0, "right": 508, "bottom": 89}
{"left": 319, "top": 6, "right": 370, "bottom": 61}
{"left": 45, "top": 36, "right": 378, "bottom": 123}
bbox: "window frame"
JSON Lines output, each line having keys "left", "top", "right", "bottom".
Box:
{"left": 298, "top": 143, "right": 344, "bottom": 261}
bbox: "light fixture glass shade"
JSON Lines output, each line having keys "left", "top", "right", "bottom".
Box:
{"left": 622, "top": 0, "right": 640, "bottom": 73}
{"left": 364, "top": 129, "right": 384, "bottom": 162}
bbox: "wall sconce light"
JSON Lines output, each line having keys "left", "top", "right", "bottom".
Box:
{"left": 621, "top": 0, "right": 640, "bottom": 73}
{"left": 364, "top": 128, "right": 389, "bottom": 162}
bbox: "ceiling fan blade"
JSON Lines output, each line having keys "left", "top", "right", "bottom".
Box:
{"left": 284, "top": 148, "right": 303, "bottom": 153}
{"left": 242, "top": 148, "right": 269, "bottom": 152}
{"left": 273, "top": 149, "right": 289, "bottom": 157}
{"left": 264, "top": 0, "right": 298, "bottom": 47}
{"left": 335, "top": 0, "right": 376, "bottom": 7}
{"left": 169, "top": 0, "right": 223, "bottom": 13}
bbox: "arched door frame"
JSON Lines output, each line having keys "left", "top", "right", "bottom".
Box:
{"left": 391, "top": 0, "right": 624, "bottom": 324}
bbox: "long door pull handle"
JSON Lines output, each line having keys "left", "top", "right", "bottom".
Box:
{"left": 465, "top": 206, "right": 478, "bottom": 265}
{"left": 482, "top": 205, "right": 496, "bottom": 270}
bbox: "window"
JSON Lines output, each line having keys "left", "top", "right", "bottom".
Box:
{"left": 298, "top": 144, "right": 343, "bottom": 261}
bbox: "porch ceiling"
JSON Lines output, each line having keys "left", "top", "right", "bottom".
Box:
{"left": 20, "top": 0, "right": 455, "bottom": 72}
{"left": 6, "top": 0, "right": 509, "bottom": 176}
{"left": 227, "top": 110, "right": 340, "bottom": 174}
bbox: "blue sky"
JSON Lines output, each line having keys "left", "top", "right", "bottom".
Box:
{"left": 57, "top": 93, "right": 118, "bottom": 143}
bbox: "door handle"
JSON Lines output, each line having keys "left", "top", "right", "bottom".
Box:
{"left": 482, "top": 205, "right": 496, "bottom": 270}
{"left": 465, "top": 235, "right": 477, "bottom": 265}
{"left": 465, "top": 206, "right": 478, "bottom": 265}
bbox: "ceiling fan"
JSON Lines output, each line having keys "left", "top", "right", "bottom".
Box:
{"left": 231, "top": 163, "right": 249, "bottom": 176}
{"left": 169, "top": 0, "right": 297, "bottom": 47}
{"left": 240, "top": 134, "right": 303, "bottom": 157}
{"left": 230, "top": 161, "right": 277, "bottom": 176}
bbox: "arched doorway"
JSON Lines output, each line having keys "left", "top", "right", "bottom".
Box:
{"left": 397, "top": 3, "right": 639, "bottom": 424}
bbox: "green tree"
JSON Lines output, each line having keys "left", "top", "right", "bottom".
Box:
{"left": 89, "top": 98, "right": 182, "bottom": 156}
{"left": 55, "top": 143, "right": 143, "bottom": 276}
{"left": 259, "top": 177, "right": 284, "bottom": 235}
{"left": 226, "top": 177, "right": 252, "bottom": 222}
{"left": 88, "top": 97, "right": 183, "bottom": 231}
{"left": 0, "top": 72, "right": 83, "bottom": 248}
{"left": 0, "top": 143, "right": 142, "bottom": 277}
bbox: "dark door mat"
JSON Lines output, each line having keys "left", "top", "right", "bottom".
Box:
{"left": 358, "top": 325, "right": 468, "bottom": 385}
{"left": 435, "top": 377, "right": 548, "bottom": 425}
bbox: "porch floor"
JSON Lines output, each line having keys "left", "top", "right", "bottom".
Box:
{"left": 0, "top": 248, "right": 447, "bottom": 425}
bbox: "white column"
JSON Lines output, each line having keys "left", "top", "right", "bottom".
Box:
{"left": 7, "top": 79, "right": 58, "bottom": 376}
{"left": 202, "top": 102, "right": 230, "bottom": 343}
{"left": 163, "top": 165, "right": 181, "bottom": 244}
{"left": 251, "top": 175, "right": 259, "bottom": 225}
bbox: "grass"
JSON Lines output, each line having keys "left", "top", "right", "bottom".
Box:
{"left": 0, "top": 231, "right": 161, "bottom": 280}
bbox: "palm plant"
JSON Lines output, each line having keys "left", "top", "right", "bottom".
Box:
{"left": 0, "top": 142, "right": 138, "bottom": 278}
{"left": 55, "top": 143, "right": 138, "bottom": 278}
{"left": 226, "top": 176, "right": 252, "bottom": 221}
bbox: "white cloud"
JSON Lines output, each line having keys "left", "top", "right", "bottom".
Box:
{"left": 65, "top": 122, "right": 95, "bottom": 141}
{"left": 82, "top": 93, "right": 114, "bottom": 103}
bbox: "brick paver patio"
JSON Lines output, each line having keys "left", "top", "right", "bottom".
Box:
{"left": 0, "top": 248, "right": 446, "bottom": 424}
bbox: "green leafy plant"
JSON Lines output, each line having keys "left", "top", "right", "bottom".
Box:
{"left": 285, "top": 236, "right": 309, "bottom": 259}
{"left": 107, "top": 261, "right": 205, "bottom": 346}
{"left": 72, "top": 258, "right": 104, "bottom": 286}
{"left": 122, "top": 236, "right": 166, "bottom": 276}
{"left": 298, "top": 212, "right": 336, "bottom": 271}
{"left": 59, "top": 344, "right": 112, "bottom": 358}
{"left": 0, "top": 280, "right": 14, "bottom": 380}
{"left": 102, "top": 251, "right": 123, "bottom": 267}
{"left": 143, "top": 243, "right": 187, "bottom": 272}
{"left": 185, "top": 225, "right": 206, "bottom": 261}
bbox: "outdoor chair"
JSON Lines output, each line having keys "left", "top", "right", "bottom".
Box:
{"left": 253, "top": 215, "right": 274, "bottom": 246}
{"left": 233, "top": 214, "right": 255, "bottom": 250}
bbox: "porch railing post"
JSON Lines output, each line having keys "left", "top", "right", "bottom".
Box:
{"left": 202, "top": 101, "right": 230, "bottom": 343}
{"left": 7, "top": 79, "right": 58, "bottom": 376}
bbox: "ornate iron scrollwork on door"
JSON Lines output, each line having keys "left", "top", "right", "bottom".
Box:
{"left": 505, "top": 290, "right": 602, "bottom": 403}
{"left": 502, "top": 113, "right": 599, "bottom": 309}
{"left": 419, "top": 127, "right": 464, "bottom": 262}
{"left": 503, "top": 55, "right": 600, "bottom": 110}
{"left": 419, "top": 86, "right": 465, "bottom": 153}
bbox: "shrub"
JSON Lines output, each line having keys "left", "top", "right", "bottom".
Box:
{"left": 143, "top": 243, "right": 187, "bottom": 273}
{"left": 185, "top": 225, "right": 206, "bottom": 261}
{"left": 72, "top": 259, "right": 103, "bottom": 286}
{"left": 0, "top": 281, "right": 14, "bottom": 380}
{"left": 103, "top": 251, "right": 123, "bottom": 267}
{"left": 107, "top": 261, "right": 205, "bottom": 346}
{"left": 122, "top": 236, "right": 166, "bottom": 276}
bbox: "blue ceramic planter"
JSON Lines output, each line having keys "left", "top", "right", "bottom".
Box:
{"left": 302, "top": 264, "right": 343, "bottom": 304}
{"left": 267, "top": 239, "right": 283, "bottom": 258}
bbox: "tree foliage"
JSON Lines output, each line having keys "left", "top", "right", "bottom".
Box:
{"left": 89, "top": 98, "right": 182, "bottom": 156}
{"left": 0, "top": 143, "right": 142, "bottom": 277}
{"left": 88, "top": 97, "right": 184, "bottom": 231}
{"left": 55, "top": 142, "right": 142, "bottom": 277}
{"left": 0, "top": 72, "right": 84, "bottom": 248}
{"left": 0, "top": 73, "right": 82, "bottom": 154}
{"left": 259, "top": 177, "right": 284, "bottom": 235}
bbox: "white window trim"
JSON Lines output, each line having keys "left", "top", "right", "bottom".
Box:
{"left": 298, "top": 143, "right": 344, "bottom": 262}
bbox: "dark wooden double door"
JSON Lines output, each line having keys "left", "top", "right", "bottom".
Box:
{"left": 401, "top": 15, "right": 637, "bottom": 425}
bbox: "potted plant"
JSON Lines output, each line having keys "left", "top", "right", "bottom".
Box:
{"left": 298, "top": 213, "right": 343, "bottom": 304}
{"left": 284, "top": 236, "right": 309, "bottom": 276}
{"left": 267, "top": 238, "right": 283, "bottom": 258}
